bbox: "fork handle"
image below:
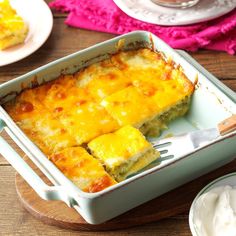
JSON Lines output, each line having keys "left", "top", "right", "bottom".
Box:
{"left": 218, "top": 114, "right": 236, "bottom": 136}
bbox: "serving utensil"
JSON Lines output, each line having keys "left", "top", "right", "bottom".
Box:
{"left": 153, "top": 115, "right": 236, "bottom": 159}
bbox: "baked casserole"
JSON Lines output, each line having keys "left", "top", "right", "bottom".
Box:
{"left": 4, "top": 48, "right": 194, "bottom": 192}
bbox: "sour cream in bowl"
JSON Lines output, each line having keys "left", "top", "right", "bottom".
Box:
{"left": 189, "top": 173, "right": 236, "bottom": 236}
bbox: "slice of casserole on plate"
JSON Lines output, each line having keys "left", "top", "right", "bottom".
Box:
{"left": 50, "top": 147, "right": 117, "bottom": 193}
{"left": 88, "top": 125, "right": 160, "bottom": 182}
{"left": 0, "top": 0, "right": 28, "bottom": 50}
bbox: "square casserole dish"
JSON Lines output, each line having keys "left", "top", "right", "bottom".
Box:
{"left": 0, "top": 31, "right": 235, "bottom": 224}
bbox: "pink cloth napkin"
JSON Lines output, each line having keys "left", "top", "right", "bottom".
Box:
{"left": 50, "top": 0, "right": 236, "bottom": 54}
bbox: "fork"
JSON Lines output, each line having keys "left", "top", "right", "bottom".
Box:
{"left": 152, "top": 114, "right": 236, "bottom": 160}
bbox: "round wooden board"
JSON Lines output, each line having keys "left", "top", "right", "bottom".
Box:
{"left": 15, "top": 157, "right": 236, "bottom": 231}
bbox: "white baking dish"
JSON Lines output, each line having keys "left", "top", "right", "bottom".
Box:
{"left": 0, "top": 31, "right": 235, "bottom": 224}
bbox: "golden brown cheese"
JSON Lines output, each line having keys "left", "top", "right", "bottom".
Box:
{"left": 50, "top": 147, "right": 117, "bottom": 193}
{"left": 5, "top": 75, "right": 119, "bottom": 152}
{"left": 100, "top": 53, "right": 194, "bottom": 129}
{"left": 101, "top": 86, "right": 157, "bottom": 127}
{"left": 75, "top": 59, "right": 131, "bottom": 101}
{"left": 88, "top": 125, "right": 160, "bottom": 181}
{"left": 0, "top": 0, "right": 28, "bottom": 50}
{"left": 58, "top": 102, "right": 120, "bottom": 145}
{"left": 4, "top": 86, "right": 77, "bottom": 155}
{"left": 42, "top": 75, "right": 81, "bottom": 110}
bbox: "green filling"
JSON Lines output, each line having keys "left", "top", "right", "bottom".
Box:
{"left": 140, "top": 96, "right": 191, "bottom": 137}
{"left": 105, "top": 154, "right": 143, "bottom": 182}
{"left": 106, "top": 148, "right": 159, "bottom": 182}
{"left": 117, "top": 148, "right": 160, "bottom": 181}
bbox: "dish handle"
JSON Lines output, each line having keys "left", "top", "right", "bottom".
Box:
{"left": 0, "top": 119, "right": 76, "bottom": 208}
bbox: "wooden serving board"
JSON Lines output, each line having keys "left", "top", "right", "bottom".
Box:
{"left": 15, "top": 157, "right": 236, "bottom": 231}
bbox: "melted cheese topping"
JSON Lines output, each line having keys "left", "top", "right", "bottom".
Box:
{"left": 58, "top": 102, "right": 120, "bottom": 145}
{"left": 5, "top": 75, "right": 119, "bottom": 152}
{"left": 4, "top": 88, "right": 77, "bottom": 155}
{"left": 75, "top": 59, "right": 131, "bottom": 101}
{"left": 101, "top": 86, "right": 159, "bottom": 127}
{"left": 88, "top": 125, "right": 159, "bottom": 181}
{"left": 4, "top": 48, "right": 194, "bottom": 191}
{"left": 50, "top": 147, "right": 116, "bottom": 193}
{"left": 101, "top": 54, "right": 194, "bottom": 127}
{"left": 89, "top": 125, "right": 152, "bottom": 165}
{"left": 0, "top": 0, "right": 28, "bottom": 50}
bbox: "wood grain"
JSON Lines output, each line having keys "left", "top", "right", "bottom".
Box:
{"left": 218, "top": 114, "right": 236, "bottom": 135}
{"left": 0, "top": 0, "right": 236, "bottom": 234}
{"left": 15, "top": 158, "right": 236, "bottom": 231}
{"left": 189, "top": 50, "right": 236, "bottom": 80}
{"left": 1, "top": 166, "right": 191, "bottom": 236}
{"left": 0, "top": 22, "right": 114, "bottom": 80}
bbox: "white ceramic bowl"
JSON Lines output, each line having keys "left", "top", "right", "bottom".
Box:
{"left": 189, "top": 172, "right": 236, "bottom": 236}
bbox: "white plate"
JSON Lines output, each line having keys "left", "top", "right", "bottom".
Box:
{"left": 113, "top": 0, "right": 236, "bottom": 26}
{"left": 0, "top": 0, "right": 53, "bottom": 67}
{"left": 189, "top": 172, "right": 236, "bottom": 236}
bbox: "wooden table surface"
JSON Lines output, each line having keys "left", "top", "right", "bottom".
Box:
{"left": 0, "top": 1, "right": 236, "bottom": 235}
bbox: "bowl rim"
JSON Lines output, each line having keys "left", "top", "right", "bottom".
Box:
{"left": 189, "top": 172, "right": 236, "bottom": 236}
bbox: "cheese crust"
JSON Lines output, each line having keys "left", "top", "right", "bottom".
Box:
{"left": 50, "top": 147, "right": 117, "bottom": 193}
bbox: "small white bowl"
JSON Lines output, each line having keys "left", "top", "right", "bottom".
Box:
{"left": 189, "top": 172, "right": 236, "bottom": 236}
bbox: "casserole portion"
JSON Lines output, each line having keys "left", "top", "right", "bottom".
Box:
{"left": 88, "top": 125, "right": 160, "bottom": 181}
{"left": 0, "top": 0, "right": 28, "bottom": 50}
{"left": 57, "top": 102, "right": 120, "bottom": 145}
{"left": 50, "top": 147, "right": 117, "bottom": 193}
{"left": 101, "top": 86, "right": 156, "bottom": 128}
{"left": 3, "top": 83, "right": 77, "bottom": 155}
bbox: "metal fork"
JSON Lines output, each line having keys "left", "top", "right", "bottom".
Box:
{"left": 152, "top": 115, "right": 236, "bottom": 160}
